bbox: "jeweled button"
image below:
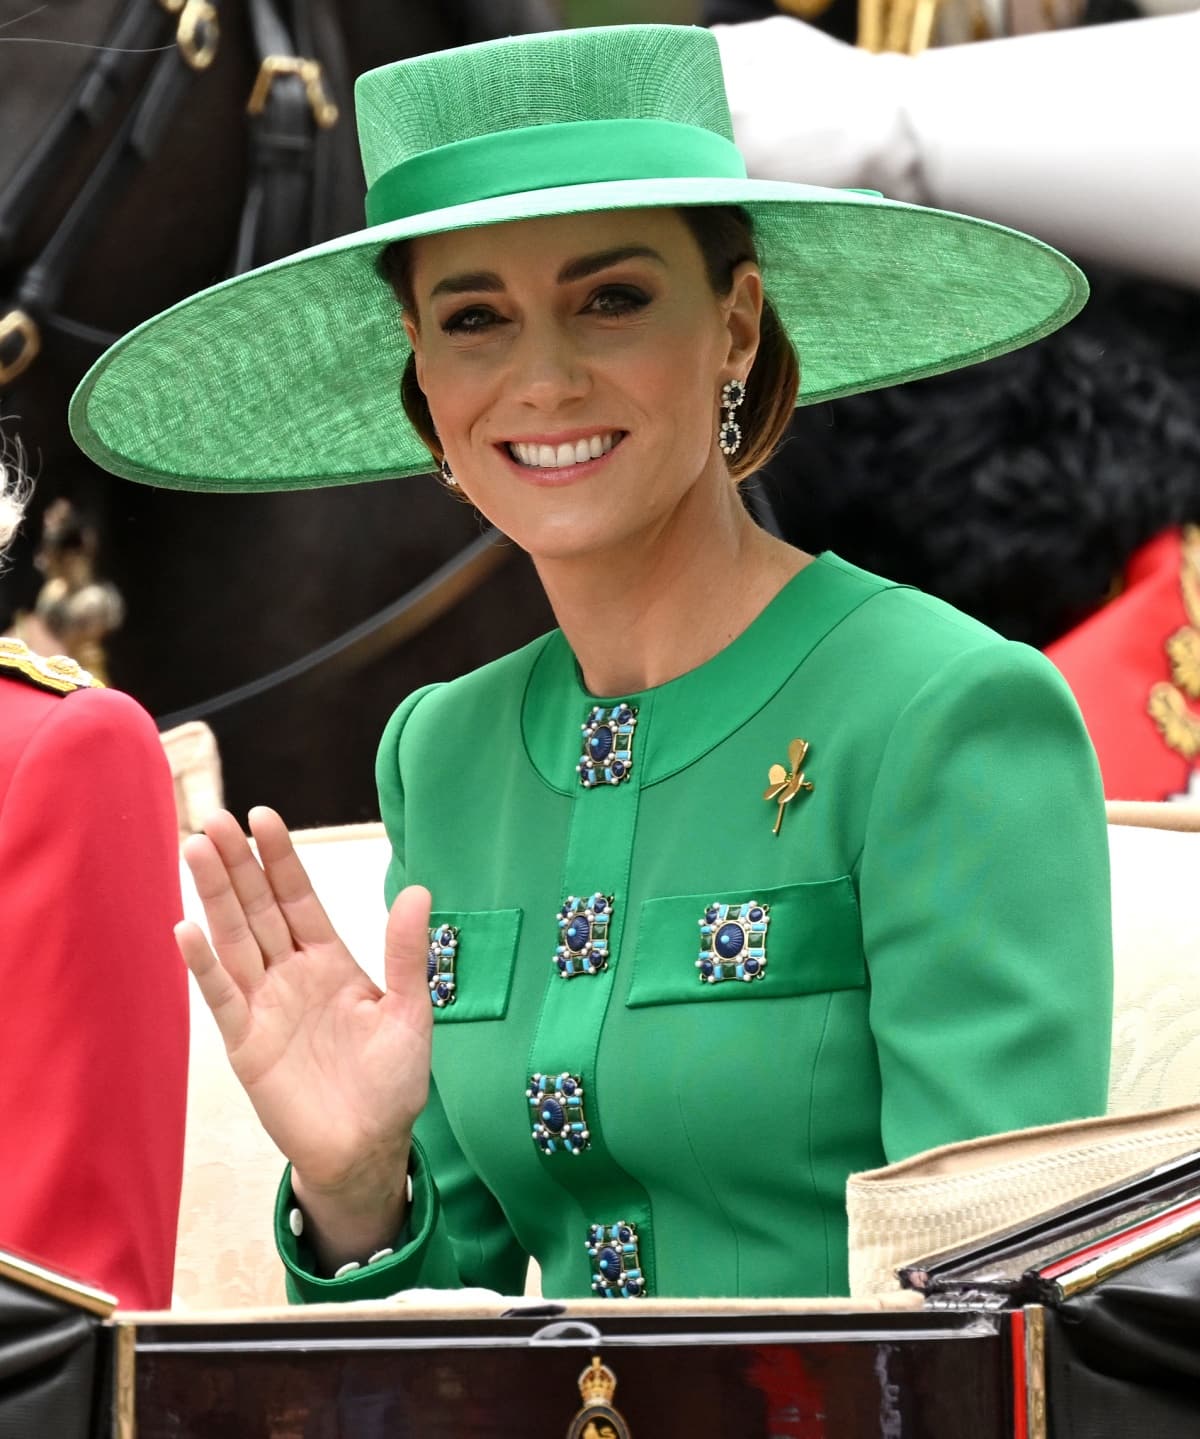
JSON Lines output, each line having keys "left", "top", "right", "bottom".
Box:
{"left": 587, "top": 727, "right": 614, "bottom": 762}
{"left": 565, "top": 916, "right": 591, "bottom": 952}
{"left": 598, "top": 1247, "right": 622, "bottom": 1283}
{"left": 529, "top": 1072, "right": 590, "bottom": 1156}
{"left": 715, "top": 921, "right": 746, "bottom": 959}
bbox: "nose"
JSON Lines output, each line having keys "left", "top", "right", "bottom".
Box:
{"left": 508, "top": 316, "right": 589, "bottom": 411}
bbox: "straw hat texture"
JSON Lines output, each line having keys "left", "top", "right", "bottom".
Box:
{"left": 69, "top": 25, "right": 1088, "bottom": 492}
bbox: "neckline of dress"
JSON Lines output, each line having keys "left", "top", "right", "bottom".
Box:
{"left": 520, "top": 552, "right": 901, "bottom": 792}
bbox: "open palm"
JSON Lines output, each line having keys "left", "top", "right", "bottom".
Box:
{"left": 177, "top": 807, "right": 432, "bottom": 1195}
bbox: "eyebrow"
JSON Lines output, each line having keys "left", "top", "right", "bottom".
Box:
{"left": 428, "top": 245, "right": 666, "bottom": 299}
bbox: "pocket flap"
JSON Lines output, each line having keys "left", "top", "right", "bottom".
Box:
{"left": 428, "top": 908, "right": 522, "bottom": 1021}
{"left": 626, "top": 878, "right": 863, "bottom": 1008}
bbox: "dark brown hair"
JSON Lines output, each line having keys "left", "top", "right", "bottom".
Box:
{"left": 378, "top": 205, "right": 799, "bottom": 482}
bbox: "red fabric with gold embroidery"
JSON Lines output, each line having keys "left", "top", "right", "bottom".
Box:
{"left": 1046, "top": 528, "right": 1197, "bottom": 802}
{"left": 0, "top": 674, "right": 187, "bottom": 1307}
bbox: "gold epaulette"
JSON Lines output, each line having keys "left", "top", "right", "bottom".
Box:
{"left": 0, "top": 636, "right": 101, "bottom": 695}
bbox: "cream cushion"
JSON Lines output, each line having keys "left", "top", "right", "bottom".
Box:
{"left": 173, "top": 825, "right": 390, "bottom": 1310}
{"left": 1106, "top": 811, "right": 1200, "bottom": 1115}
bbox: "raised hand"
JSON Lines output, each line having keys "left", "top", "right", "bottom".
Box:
{"left": 177, "top": 807, "right": 433, "bottom": 1262}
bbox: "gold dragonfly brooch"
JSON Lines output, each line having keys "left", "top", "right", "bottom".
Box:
{"left": 763, "top": 738, "right": 814, "bottom": 836}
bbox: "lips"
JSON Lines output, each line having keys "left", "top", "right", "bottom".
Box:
{"left": 506, "top": 431, "right": 622, "bottom": 469}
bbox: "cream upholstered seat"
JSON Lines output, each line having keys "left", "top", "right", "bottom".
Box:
{"left": 173, "top": 824, "right": 391, "bottom": 1310}
{"left": 173, "top": 808, "right": 1200, "bottom": 1309}
{"left": 1105, "top": 802, "right": 1200, "bottom": 1115}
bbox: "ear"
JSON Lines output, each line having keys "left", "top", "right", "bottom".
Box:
{"left": 721, "top": 260, "right": 763, "bottom": 383}
{"left": 401, "top": 310, "right": 425, "bottom": 389}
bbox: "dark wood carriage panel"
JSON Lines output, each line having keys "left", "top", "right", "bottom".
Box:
{"left": 125, "top": 1308, "right": 1016, "bottom": 1439}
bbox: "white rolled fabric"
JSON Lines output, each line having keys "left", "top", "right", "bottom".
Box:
{"left": 714, "top": 12, "right": 1200, "bottom": 290}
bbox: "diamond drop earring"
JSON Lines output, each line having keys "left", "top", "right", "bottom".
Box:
{"left": 718, "top": 378, "right": 746, "bottom": 459}
{"left": 439, "top": 456, "right": 458, "bottom": 488}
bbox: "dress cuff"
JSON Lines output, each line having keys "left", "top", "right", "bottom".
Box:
{"left": 274, "top": 1139, "right": 440, "bottom": 1303}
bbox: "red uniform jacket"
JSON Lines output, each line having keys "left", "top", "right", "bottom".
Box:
{"left": 1047, "top": 528, "right": 1200, "bottom": 803}
{"left": 0, "top": 648, "right": 187, "bottom": 1308}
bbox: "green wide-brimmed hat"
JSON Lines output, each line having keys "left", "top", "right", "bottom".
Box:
{"left": 69, "top": 24, "right": 1087, "bottom": 493}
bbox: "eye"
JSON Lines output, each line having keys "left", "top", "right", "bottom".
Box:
{"left": 442, "top": 305, "right": 504, "bottom": 335}
{"left": 585, "top": 284, "right": 651, "bottom": 318}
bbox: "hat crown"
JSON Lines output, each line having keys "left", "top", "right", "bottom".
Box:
{"left": 353, "top": 25, "right": 734, "bottom": 189}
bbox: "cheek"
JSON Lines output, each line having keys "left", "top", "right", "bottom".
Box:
{"left": 420, "top": 356, "right": 487, "bottom": 446}
{"left": 620, "top": 326, "right": 721, "bottom": 449}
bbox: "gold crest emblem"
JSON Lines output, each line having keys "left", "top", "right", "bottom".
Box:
{"left": 565, "top": 1357, "right": 632, "bottom": 1439}
{"left": 763, "top": 738, "right": 814, "bottom": 835}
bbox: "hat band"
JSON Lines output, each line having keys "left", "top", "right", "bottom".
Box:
{"left": 364, "top": 119, "right": 747, "bottom": 227}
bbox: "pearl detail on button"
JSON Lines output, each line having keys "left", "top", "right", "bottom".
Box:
{"left": 369, "top": 1248, "right": 395, "bottom": 1264}
{"left": 333, "top": 1261, "right": 362, "bottom": 1278}
{"left": 288, "top": 1207, "right": 304, "bottom": 1237}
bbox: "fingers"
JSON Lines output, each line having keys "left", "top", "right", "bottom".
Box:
{"left": 204, "top": 809, "right": 298, "bottom": 964}
{"left": 182, "top": 826, "right": 272, "bottom": 989}
{"left": 384, "top": 885, "right": 433, "bottom": 1001}
{"left": 247, "top": 807, "right": 340, "bottom": 948}
{"left": 175, "top": 920, "right": 252, "bottom": 1053}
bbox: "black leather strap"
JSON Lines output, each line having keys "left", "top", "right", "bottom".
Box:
{"left": 0, "top": 4, "right": 216, "bottom": 383}
{"left": 234, "top": 0, "right": 335, "bottom": 272}
{"left": 0, "top": 0, "right": 172, "bottom": 262}
{"left": 17, "top": 49, "right": 197, "bottom": 321}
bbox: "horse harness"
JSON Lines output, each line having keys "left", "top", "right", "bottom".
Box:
{"left": 0, "top": 0, "right": 343, "bottom": 387}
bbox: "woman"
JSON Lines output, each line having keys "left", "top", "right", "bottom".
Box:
{"left": 0, "top": 444, "right": 187, "bottom": 1308}
{"left": 69, "top": 25, "right": 1112, "bottom": 1301}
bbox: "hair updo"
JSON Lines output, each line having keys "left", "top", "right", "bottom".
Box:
{"left": 378, "top": 206, "right": 799, "bottom": 483}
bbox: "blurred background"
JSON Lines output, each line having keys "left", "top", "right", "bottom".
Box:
{"left": 2, "top": 0, "right": 1196, "bottom": 824}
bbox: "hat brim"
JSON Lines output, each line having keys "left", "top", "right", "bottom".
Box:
{"left": 69, "top": 178, "right": 1087, "bottom": 492}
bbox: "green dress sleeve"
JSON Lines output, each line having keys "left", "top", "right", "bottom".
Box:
{"left": 858, "top": 639, "right": 1113, "bottom": 1163}
{"left": 275, "top": 685, "right": 526, "bottom": 1302}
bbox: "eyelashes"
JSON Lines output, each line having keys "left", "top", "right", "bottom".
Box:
{"left": 441, "top": 306, "right": 499, "bottom": 335}
{"left": 586, "top": 284, "right": 651, "bottom": 317}
{"left": 439, "top": 284, "right": 653, "bottom": 336}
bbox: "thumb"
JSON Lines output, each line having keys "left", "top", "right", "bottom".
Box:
{"left": 384, "top": 884, "right": 433, "bottom": 999}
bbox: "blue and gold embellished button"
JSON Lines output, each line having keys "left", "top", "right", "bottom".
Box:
{"left": 554, "top": 893, "right": 613, "bottom": 978}
{"left": 696, "top": 901, "right": 770, "bottom": 984}
{"left": 528, "top": 1072, "right": 590, "bottom": 1155}
{"left": 578, "top": 703, "right": 638, "bottom": 787}
{"left": 586, "top": 1222, "right": 645, "bottom": 1298}
{"left": 427, "top": 924, "right": 459, "bottom": 1007}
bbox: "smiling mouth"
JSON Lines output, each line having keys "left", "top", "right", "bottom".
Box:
{"left": 505, "top": 431, "right": 624, "bottom": 469}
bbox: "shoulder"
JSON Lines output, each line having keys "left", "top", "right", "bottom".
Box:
{"left": 0, "top": 637, "right": 99, "bottom": 697}
{"left": 0, "top": 659, "right": 164, "bottom": 778}
{"left": 819, "top": 554, "right": 999, "bottom": 657}
{"left": 378, "top": 631, "right": 555, "bottom": 757}
{"left": 0, "top": 639, "right": 156, "bottom": 753}
{"left": 814, "top": 554, "right": 1068, "bottom": 703}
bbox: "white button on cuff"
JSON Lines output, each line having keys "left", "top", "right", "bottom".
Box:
{"left": 288, "top": 1207, "right": 304, "bottom": 1237}
{"left": 333, "top": 1261, "right": 362, "bottom": 1278}
{"left": 368, "top": 1248, "right": 395, "bottom": 1264}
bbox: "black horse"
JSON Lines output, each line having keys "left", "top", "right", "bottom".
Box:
{"left": 0, "top": 0, "right": 558, "bottom": 825}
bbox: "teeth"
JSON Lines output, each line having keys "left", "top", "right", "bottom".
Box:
{"left": 509, "top": 433, "right": 619, "bottom": 469}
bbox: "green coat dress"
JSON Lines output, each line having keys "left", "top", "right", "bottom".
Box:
{"left": 277, "top": 553, "right": 1113, "bottom": 1302}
